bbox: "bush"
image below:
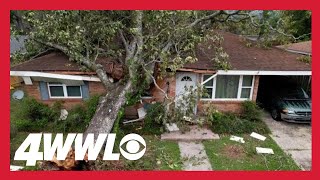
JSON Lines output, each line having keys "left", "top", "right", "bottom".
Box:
{"left": 20, "top": 97, "right": 59, "bottom": 122}
{"left": 10, "top": 123, "right": 18, "bottom": 138}
{"left": 15, "top": 118, "right": 49, "bottom": 132}
{"left": 112, "top": 107, "right": 124, "bottom": 135}
{"left": 11, "top": 97, "right": 59, "bottom": 132}
{"left": 208, "top": 110, "right": 270, "bottom": 134}
{"left": 145, "top": 102, "right": 165, "bottom": 125}
{"left": 84, "top": 95, "right": 101, "bottom": 123}
{"left": 53, "top": 95, "right": 102, "bottom": 133}
{"left": 241, "top": 101, "right": 263, "bottom": 121}
{"left": 142, "top": 102, "right": 165, "bottom": 134}
{"left": 57, "top": 105, "right": 87, "bottom": 133}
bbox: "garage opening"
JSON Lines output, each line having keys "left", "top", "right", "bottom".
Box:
{"left": 256, "top": 75, "right": 311, "bottom": 123}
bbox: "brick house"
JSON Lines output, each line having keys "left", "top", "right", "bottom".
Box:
{"left": 10, "top": 31, "right": 311, "bottom": 114}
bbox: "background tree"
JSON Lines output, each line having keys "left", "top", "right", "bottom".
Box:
{"left": 222, "top": 10, "right": 311, "bottom": 46}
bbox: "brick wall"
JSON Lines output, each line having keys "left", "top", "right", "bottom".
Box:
{"left": 150, "top": 75, "right": 176, "bottom": 102}
{"left": 21, "top": 81, "right": 41, "bottom": 101}
{"left": 150, "top": 73, "right": 261, "bottom": 114}
{"left": 197, "top": 101, "right": 243, "bottom": 114}
{"left": 197, "top": 75, "right": 260, "bottom": 114}
{"left": 88, "top": 81, "right": 107, "bottom": 96}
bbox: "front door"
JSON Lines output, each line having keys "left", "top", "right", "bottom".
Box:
{"left": 175, "top": 72, "right": 197, "bottom": 114}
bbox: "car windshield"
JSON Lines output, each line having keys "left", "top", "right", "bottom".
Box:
{"left": 279, "top": 88, "right": 309, "bottom": 99}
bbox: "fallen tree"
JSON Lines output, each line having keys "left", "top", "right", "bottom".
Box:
{"left": 11, "top": 10, "right": 309, "bottom": 169}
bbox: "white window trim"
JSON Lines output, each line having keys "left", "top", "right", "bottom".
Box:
{"left": 47, "top": 83, "right": 82, "bottom": 99}
{"left": 201, "top": 75, "right": 215, "bottom": 100}
{"left": 201, "top": 74, "right": 255, "bottom": 101}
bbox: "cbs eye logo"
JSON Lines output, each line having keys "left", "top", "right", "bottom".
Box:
{"left": 119, "top": 134, "right": 146, "bottom": 160}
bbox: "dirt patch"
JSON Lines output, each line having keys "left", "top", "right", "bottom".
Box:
{"left": 222, "top": 144, "right": 245, "bottom": 159}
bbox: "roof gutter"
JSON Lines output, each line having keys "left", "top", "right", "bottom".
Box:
{"left": 10, "top": 71, "right": 101, "bottom": 82}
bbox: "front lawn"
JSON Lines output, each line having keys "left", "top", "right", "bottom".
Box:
{"left": 97, "top": 123, "right": 182, "bottom": 171}
{"left": 10, "top": 97, "right": 182, "bottom": 170}
{"left": 203, "top": 135, "right": 300, "bottom": 170}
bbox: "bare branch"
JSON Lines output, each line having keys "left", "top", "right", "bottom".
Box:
{"left": 119, "top": 30, "right": 129, "bottom": 54}
{"left": 188, "top": 11, "right": 223, "bottom": 28}
{"left": 142, "top": 66, "right": 169, "bottom": 99}
{"left": 246, "top": 13, "right": 311, "bottom": 41}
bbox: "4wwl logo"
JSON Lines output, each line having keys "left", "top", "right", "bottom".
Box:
{"left": 14, "top": 133, "right": 146, "bottom": 166}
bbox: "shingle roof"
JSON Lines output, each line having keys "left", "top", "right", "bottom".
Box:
{"left": 11, "top": 53, "right": 83, "bottom": 72}
{"left": 11, "top": 31, "right": 311, "bottom": 73}
{"left": 10, "top": 52, "right": 111, "bottom": 74}
{"left": 276, "top": 41, "right": 311, "bottom": 55}
{"left": 184, "top": 31, "right": 311, "bottom": 71}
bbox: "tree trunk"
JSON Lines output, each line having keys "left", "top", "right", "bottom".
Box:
{"left": 84, "top": 80, "right": 133, "bottom": 140}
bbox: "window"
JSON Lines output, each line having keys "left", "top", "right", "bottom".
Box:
{"left": 202, "top": 75, "right": 254, "bottom": 100}
{"left": 240, "top": 76, "right": 253, "bottom": 99}
{"left": 202, "top": 75, "right": 214, "bottom": 98}
{"left": 181, "top": 76, "right": 192, "bottom": 81}
{"left": 48, "top": 82, "right": 82, "bottom": 98}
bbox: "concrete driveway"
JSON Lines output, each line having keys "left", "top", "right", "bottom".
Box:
{"left": 262, "top": 112, "right": 312, "bottom": 170}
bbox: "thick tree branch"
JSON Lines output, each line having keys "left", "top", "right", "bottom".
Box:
{"left": 188, "top": 11, "right": 223, "bottom": 28}
{"left": 34, "top": 40, "right": 115, "bottom": 90}
{"left": 134, "top": 10, "right": 144, "bottom": 58}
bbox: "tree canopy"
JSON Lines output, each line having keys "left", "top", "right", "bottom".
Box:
{"left": 10, "top": 10, "right": 311, "bottom": 138}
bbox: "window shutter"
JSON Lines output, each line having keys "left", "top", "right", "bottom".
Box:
{"left": 39, "top": 81, "right": 49, "bottom": 100}
{"left": 81, "top": 81, "right": 90, "bottom": 100}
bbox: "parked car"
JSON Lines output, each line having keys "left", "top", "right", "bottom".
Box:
{"left": 258, "top": 76, "right": 311, "bottom": 123}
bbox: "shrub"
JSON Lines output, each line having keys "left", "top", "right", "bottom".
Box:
{"left": 10, "top": 123, "right": 18, "bottom": 138}
{"left": 84, "top": 95, "right": 101, "bottom": 123}
{"left": 62, "top": 105, "right": 87, "bottom": 132}
{"left": 142, "top": 102, "right": 165, "bottom": 134}
{"left": 112, "top": 107, "right": 124, "bottom": 135}
{"left": 15, "top": 118, "right": 49, "bottom": 132}
{"left": 241, "top": 101, "right": 263, "bottom": 121}
{"left": 208, "top": 110, "right": 270, "bottom": 134}
{"left": 144, "top": 102, "right": 165, "bottom": 126}
{"left": 20, "top": 97, "right": 59, "bottom": 122}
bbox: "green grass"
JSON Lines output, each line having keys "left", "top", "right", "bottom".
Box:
{"left": 99, "top": 122, "right": 182, "bottom": 171}
{"left": 203, "top": 135, "right": 300, "bottom": 171}
{"left": 92, "top": 135, "right": 182, "bottom": 170}
{"left": 11, "top": 97, "right": 182, "bottom": 170}
{"left": 154, "top": 139, "right": 182, "bottom": 170}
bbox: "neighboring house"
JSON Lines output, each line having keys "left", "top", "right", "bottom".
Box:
{"left": 276, "top": 41, "right": 312, "bottom": 56}
{"left": 10, "top": 31, "right": 311, "bottom": 114}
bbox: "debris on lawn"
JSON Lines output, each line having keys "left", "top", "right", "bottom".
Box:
{"left": 256, "top": 147, "right": 274, "bottom": 154}
{"left": 10, "top": 165, "right": 24, "bottom": 171}
{"left": 123, "top": 107, "right": 146, "bottom": 124}
{"left": 230, "top": 135, "right": 245, "bottom": 143}
{"left": 137, "top": 107, "right": 147, "bottom": 118}
{"left": 59, "top": 109, "right": 68, "bottom": 121}
{"left": 183, "top": 116, "right": 193, "bottom": 122}
{"left": 165, "top": 123, "right": 180, "bottom": 132}
{"left": 250, "top": 132, "right": 266, "bottom": 141}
